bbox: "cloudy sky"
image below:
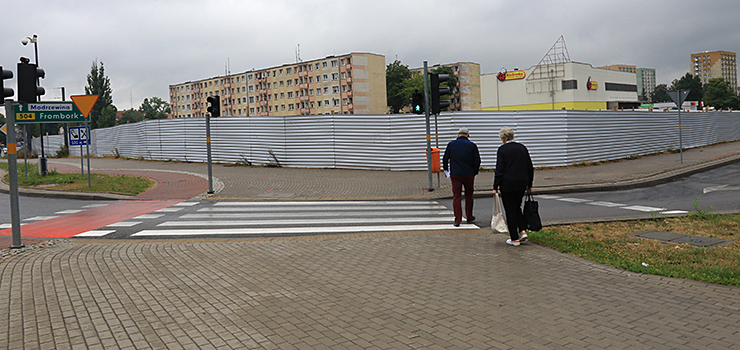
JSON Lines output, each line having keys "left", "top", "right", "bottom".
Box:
{"left": 3, "top": 0, "right": 739, "bottom": 110}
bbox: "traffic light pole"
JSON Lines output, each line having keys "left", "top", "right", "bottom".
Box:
{"left": 423, "top": 62, "right": 433, "bottom": 191}
{"left": 5, "top": 99, "right": 24, "bottom": 248}
{"left": 206, "top": 113, "right": 214, "bottom": 194}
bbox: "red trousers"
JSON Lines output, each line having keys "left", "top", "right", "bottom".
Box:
{"left": 450, "top": 175, "right": 475, "bottom": 223}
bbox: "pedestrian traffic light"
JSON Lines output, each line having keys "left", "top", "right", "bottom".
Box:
{"left": 411, "top": 91, "right": 424, "bottom": 114}
{"left": 430, "top": 73, "right": 451, "bottom": 114}
{"left": 1, "top": 66, "right": 13, "bottom": 100}
{"left": 17, "top": 58, "right": 45, "bottom": 104}
{"left": 207, "top": 95, "right": 220, "bottom": 117}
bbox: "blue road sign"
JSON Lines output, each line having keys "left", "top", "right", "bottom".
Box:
{"left": 69, "top": 126, "right": 89, "bottom": 146}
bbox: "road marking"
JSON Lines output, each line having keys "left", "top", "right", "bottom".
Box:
{"left": 213, "top": 200, "right": 443, "bottom": 206}
{"left": 105, "top": 221, "right": 142, "bottom": 227}
{"left": 198, "top": 205, "right": 448, "bottom": 212}
{"left": 158, "top": 217, "right": 455, "bottom": 227}
{"left": 661, "top": 210, "right": 689, "bottom": 215}
{"left": 133, "top": 224, "right": 479, "bottom": 237}
{"left": 703, "top": 185, "right": 740, "bottom": 194}
{"left": 133, "top": 214, "right": 165, "bottom": 219}
{"left": 75, "top": 230, "right": 115, "bottom": 237}
{"left": 556, "top": 198, "right": 592, "bottom": 203}
{"left": 587, "top": 201, "right": 626, "bottom": 207}
{"left": 181, "top": 210, "right": 453, "bottom": 219}
{"left": 174, "top": 202, "right": 200, "bottom": 206}
{"left": 155, "top": 207, "right": 184, "bottom": 213}
{"left": 536, "top": 195, "right": 561, "bottom": 199}
{"left": 55, "top": 209, "right": 85, "bottom": 214}
{"left": 24, "top": 216, "right": 60, "bottom": 221}
{"left": 621, "top": 205, "right": 666, "bottom": 213}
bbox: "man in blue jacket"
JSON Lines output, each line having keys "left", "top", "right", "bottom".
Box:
{"left": 442, "top": 127, "right": 481, "bottom": 226}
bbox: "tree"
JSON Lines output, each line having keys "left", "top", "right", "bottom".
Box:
{"left": 386, "top": 60, "right": 412, "bottom": 113}
{"left": 703, "top": 78, "right": 739, "bottom": 110}
{"left": 670, "top": 73, "right": 703, "bottom": 101}
{"left": 117, "top": 109, "right": 145, "bottom": 125}
{"left": 139, "top": 97, "right": 170, "bottom": 120}
{"left": 651, "top": 84, "right": 671, "bottom": 103}
{"left": 84, "top": 60, "right": 114, "bottom": 129}
{"left": 98, "top": 105, "right": 118, "bottom": 128}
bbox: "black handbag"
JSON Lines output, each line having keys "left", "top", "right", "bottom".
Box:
{"left": 523, "top": 192, "right": 542, "bottom": 231}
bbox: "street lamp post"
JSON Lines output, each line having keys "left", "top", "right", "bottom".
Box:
{"left": 22, "top": 34, "right": 46, "bottom": 175}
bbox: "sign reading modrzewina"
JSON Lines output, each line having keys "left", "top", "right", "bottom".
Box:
{"left": 14, "top": 102, "right": 87, "bottom": 124}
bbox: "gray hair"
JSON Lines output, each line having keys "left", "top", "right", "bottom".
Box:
{"left": 499, "top": 127, "right": 515, "bottom": 141}
{"left": 457, "top": 127, "right": 469, "bottom": 135}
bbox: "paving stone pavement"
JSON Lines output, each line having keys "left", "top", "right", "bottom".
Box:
{"left": 1, "top": 232, "right": 739, "bottom": 349}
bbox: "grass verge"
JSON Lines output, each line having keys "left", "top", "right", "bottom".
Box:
{"left": 529, "top": 210, "right": 740, "bottom": 286}
{"left": 1, "top": 163, "right": 155, "bottom": 195}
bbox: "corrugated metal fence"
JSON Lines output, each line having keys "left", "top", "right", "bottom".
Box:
{"left": 34, "top": 110, "right": 740, "bottom": 170}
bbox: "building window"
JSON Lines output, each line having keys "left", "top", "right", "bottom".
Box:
{"left": 323, "top": 62, "right": 328, "bottom": 68}
{"left": 287, "top": 80, "right": 293, "bottom": 87}
{"left": 331, "top": 60, "right": 337, "bottom": 67}
{"left": 288, "top": 92, "right": 294, "bottom": 98}
{"left": 605, "top": 82, "right": 638, "bottom": 92}
{"left": 332, "top": 73, "right": 339, "bottom": 81}
{"left": 286, "top": 68, "right": 292, "bottom": 74}
{"left": 289, "top": 104, "right": 294, "bottom": 110}
{"left": 562, "top": 80, "right": 578, "bottom": 90}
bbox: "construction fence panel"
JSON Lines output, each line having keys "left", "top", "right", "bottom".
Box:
{"left": 31, "top": 111, "right": 740, "bottom": 171}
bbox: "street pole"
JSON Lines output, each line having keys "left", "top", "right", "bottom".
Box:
{"left": 678, "top": 104, "right": 683, "bottom": 164}
{"left": 85, "top": 119, "right": 91, "bottom": 187}
{"left": 5, "top": 99, "right": 23, "bottom": 248}
{"left": 206, "top": 113, "right": 214, "bottom": 194}
{"left": 423, "top": 61, "right": 433, "bottom": 191}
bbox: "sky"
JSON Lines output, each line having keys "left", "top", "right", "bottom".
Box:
{"left": 2, "top": 0, "right": 739, "bottom": 110}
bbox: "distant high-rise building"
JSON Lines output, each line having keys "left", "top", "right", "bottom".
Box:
{"left": 598, "top": 64, "right": 655, "bottom": 100}
{"left": 169, "top": 52, "right": 388, "bottom": 118}
{"left": 691, "top": 50, "right": 737, "bottom": 89}
{"left": 636, "top": 68, "right": 656, "bottom": 100}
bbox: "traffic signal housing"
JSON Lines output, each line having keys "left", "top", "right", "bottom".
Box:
{"left": 411, "top": 91, "right": 424, "bottom": 114}
{"left": 17, "top": 59, "right": 45, "bottom": 103}
{"left": 430, "top": 73, "right": 451, "bottom": 114}
{"left": 207, "top": 95, "right": 220, "bottom": 117}
{"left": 1, "top": 66, "right": 13, "bottom": 100}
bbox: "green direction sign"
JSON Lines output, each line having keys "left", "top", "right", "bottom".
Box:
{"left": 14, "top": 102, "right": 87, "bottom": 124}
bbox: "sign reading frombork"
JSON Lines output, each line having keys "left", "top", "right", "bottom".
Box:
{"left": 14, "top": 102, "right": 87, "bottom": 123}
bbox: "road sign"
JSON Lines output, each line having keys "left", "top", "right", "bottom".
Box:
{"left": 1, "top": 123, "right": 6, "bottom": 135}
{"left": 14, "top": 102, "right": 86, "bottom": 124}
{"left": 69, "top": 126, "right": 89, "bottom": 146}
{"left": 70, "top": 95, "right": 99, "bottom": 118}
{"left": 668, "top": 90, "right": 690, "bottom": 108}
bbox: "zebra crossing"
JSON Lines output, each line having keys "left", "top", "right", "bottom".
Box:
{"left": 76, "top": 200, "right": 479, "bottom": 238}
{"left": 536, "top": 195, "right": 689, "bottom": 215}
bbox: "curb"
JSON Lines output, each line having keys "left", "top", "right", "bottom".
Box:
{"left": 427, "top": 153, "right": 740, "bottom": 200}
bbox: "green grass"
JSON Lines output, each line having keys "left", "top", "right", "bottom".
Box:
{"left": 1, "top": 163, "right": 155, "bottom": 195}
{"left": 529, "top": 212, "right": 740, "bottom": 286}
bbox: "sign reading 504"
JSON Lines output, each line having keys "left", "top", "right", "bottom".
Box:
{"left": 16, "top": 112, "right": 36, "bottom": 121}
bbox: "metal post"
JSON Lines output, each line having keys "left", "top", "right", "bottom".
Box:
{"left": 678, "top": 106, "right": 683, "bottom": 164}
{"left": 23, "top": 125, "right": 28, "bottom": 180}
{"left": 206, "top": 113, "right": 214, "bottom": 194}
{"left": 5, "top": 99, "right": 24, "bottom": 248}
{"left": 434, "top": 111, "right": 440, "bottom": 188}
{"left": 85, "top": 119, "right": 91, "bottom": 187}
{"left": 423, "top": 61, "right": 433, "bottom": 191}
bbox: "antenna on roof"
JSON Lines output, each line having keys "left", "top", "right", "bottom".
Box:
{"left": 296, "top": 44, "right": 302, "bottom": 63}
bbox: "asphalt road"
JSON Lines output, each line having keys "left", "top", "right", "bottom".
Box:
{"left": 440, "top": 162, "right": 740, "bottom": 227}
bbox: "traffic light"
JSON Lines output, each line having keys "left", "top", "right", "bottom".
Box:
{"left": 17, "top": 58, "right": 45, "bottom": 103}
{"left": 411, "top": 91, "right": 424, "bottom": 114}
{"left": 1, "top": 66, "right": 13, "bottom": 100}
{"left": 429, "top": 73, "right": 451, "bottom": 114}
{"left": 207, "top": 95, "right": 220, "bottom": 117}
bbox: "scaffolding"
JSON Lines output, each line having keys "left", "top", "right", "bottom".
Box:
{"left": 529, "top": 35, "right": 571, "bottom": 80}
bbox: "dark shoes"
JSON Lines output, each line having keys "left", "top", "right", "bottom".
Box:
{"left": 466, "top": 216, "right": 476, "bottom": 223}
{"left": 453, "top": 222, "right": 461, "bottom": 227}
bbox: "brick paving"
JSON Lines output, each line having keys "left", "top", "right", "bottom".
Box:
{"left": 1, "top": 232, "right": 739, "bottom": 349}
{"left": 0, "top": 142, "right": 738, "bottom": 348}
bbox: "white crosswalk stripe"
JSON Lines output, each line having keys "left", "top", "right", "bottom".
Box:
{"left": 130, "top": 200, "right": 475, "bottom": 237}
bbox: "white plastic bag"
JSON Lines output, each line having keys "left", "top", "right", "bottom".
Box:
{"left": 491, "top": 193, "right": 508, "bottom": 233}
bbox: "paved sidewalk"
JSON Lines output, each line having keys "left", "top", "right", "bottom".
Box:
{"left": 0, "top": 141, "right": 738, "bottom": 349}
{"left": 7, "top": 140, "right": 738, "bottom": 201}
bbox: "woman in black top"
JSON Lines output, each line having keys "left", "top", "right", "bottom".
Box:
{"left": 492, "top": 127, "right": 534, "bottom": 246}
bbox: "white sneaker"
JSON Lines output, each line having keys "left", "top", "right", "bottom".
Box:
{"left": 506, "top": 239, "right": 520, "bottom": 246}
{"left": 520, "top": 233, "right": 528, "bottom": 242}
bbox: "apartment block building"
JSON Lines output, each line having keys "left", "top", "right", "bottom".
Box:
{"left": 410, "top": 62, "right": 482, "bottom": 111}
{"left": 598, "top": 64, "right": 656, "bottom": 99}
{"left": 691, "top": 50, "right": 737, "bottom": 88}
{"left": 169, "top": 52, "right": 387, "bottom": 118}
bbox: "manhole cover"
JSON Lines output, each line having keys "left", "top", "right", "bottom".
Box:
{"left": 631, "top": 230, "right": 731, "bottom": 247}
